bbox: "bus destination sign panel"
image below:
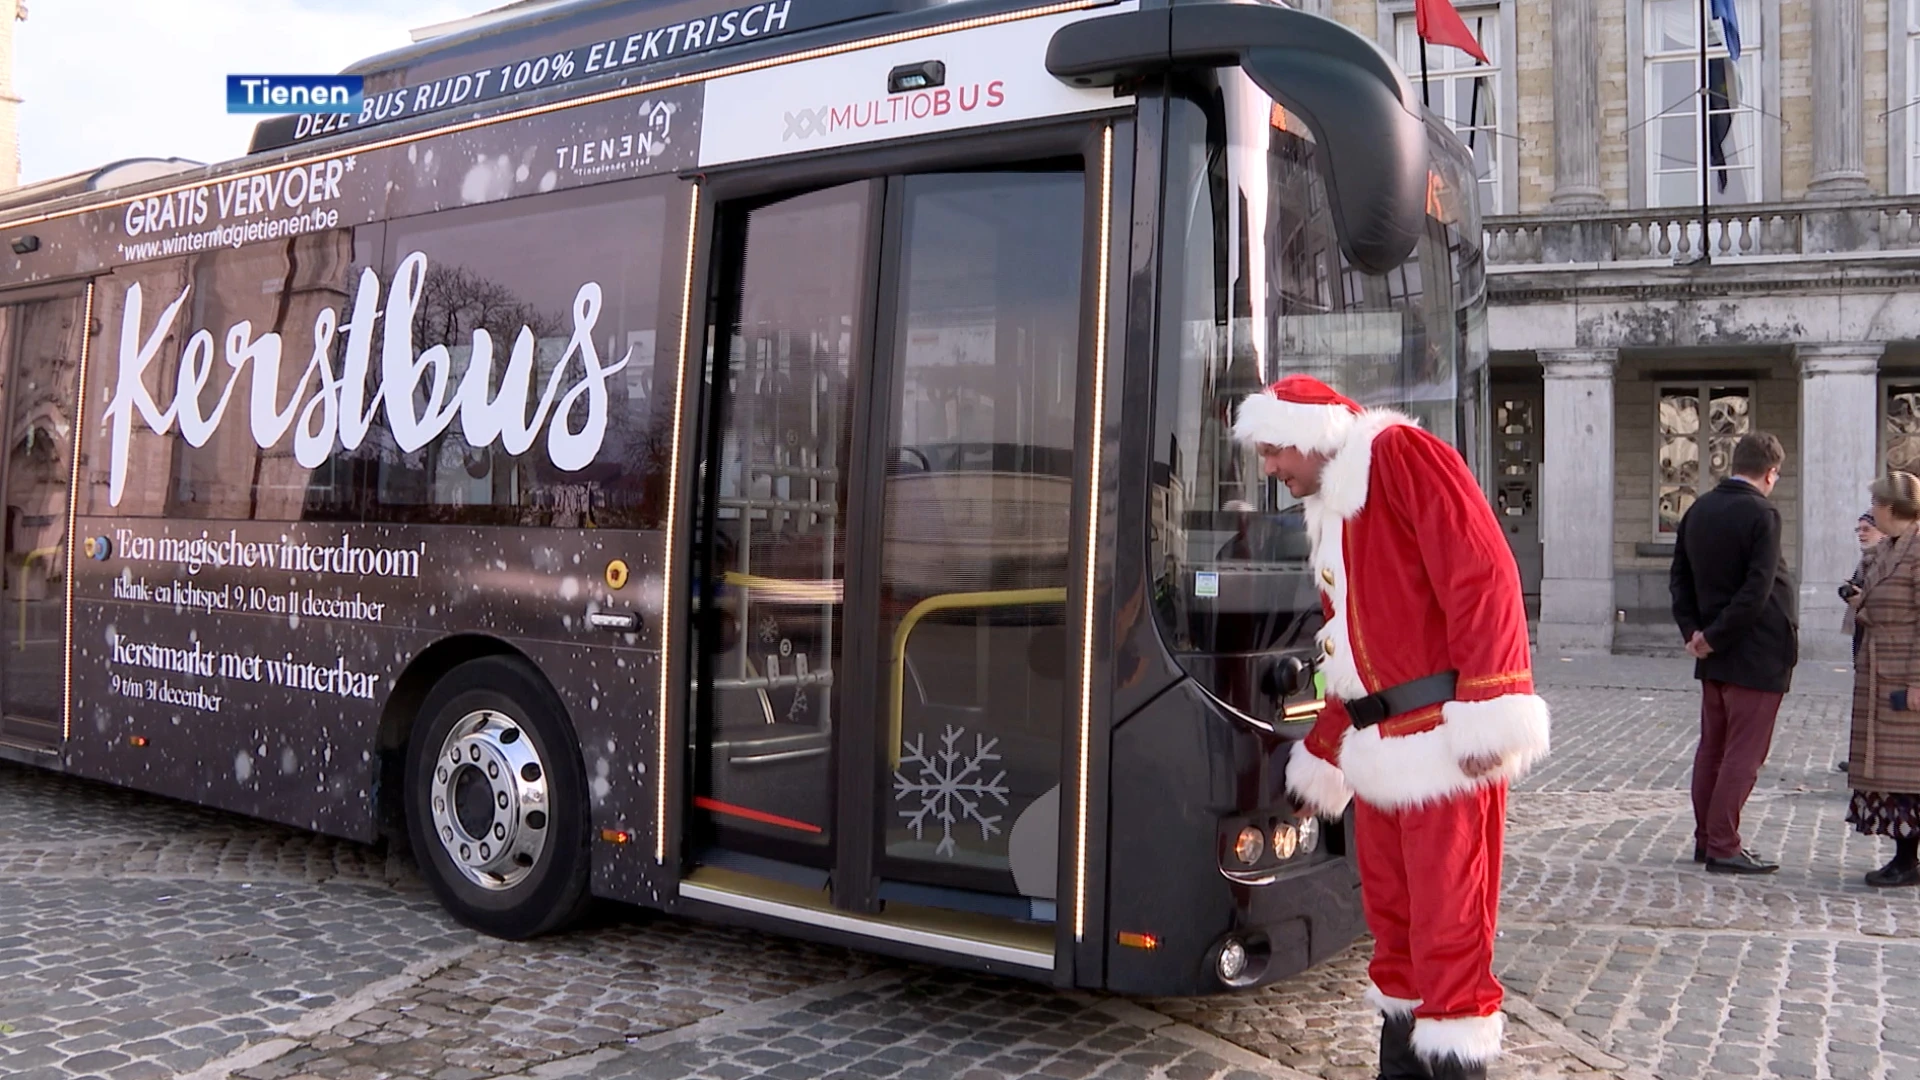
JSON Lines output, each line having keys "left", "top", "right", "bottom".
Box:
{"left": 255, "top": 0, "right": 892, "bottom": 152}
{"left": 699, "top": 6, "right": 1131, "bottom": 166}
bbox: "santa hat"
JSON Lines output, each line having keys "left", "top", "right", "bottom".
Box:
{"left": 1233, "top": 375, "right": 1363, "bottom": 457}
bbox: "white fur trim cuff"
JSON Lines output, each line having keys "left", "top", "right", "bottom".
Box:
{"left": 1233, "top": 392, "right": 1355, "bottom": 457}
{"left": 1412, "top": 1012, "right": 1505, "bottom": 1066}
{"left": 1442, "top": 693, "right": 1552, "bottom": 783}
{"left": 1285, "top": 742, "right": 1352, "bottom": 819}
{"left": 1365, "top": 985, "right": 1421, "bottom": 1018}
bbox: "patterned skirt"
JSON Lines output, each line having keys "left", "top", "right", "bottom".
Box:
{"left": 1847, "top": 790, "right": 1920, "bottom": 838}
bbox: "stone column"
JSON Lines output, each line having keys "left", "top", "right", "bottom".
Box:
{"left": 1810, "top": 0, "right": 1870, "bottom": 195}
{"left": 1538, "top": 349, "right": 1618, "bottom": 654}
{"left": 1548, "top": 0, "right": 1604, "bottom": 208}
{"left": 1797, "top": 343, "right": 1882, "bottom": 662}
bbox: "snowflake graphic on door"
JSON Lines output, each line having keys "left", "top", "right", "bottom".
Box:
{"left": 893, "top": 724, "right": 1010, "bottom": 857}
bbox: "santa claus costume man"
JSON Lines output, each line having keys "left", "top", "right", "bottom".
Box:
{"left": 1234, "top": 375, "right": 1550, "bottom": 1080}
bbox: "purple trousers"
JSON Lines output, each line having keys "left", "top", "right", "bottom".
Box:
{"left": 1691, "top": 680, "right": 1783, "bottom": 859}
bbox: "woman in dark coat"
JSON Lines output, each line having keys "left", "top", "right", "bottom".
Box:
{"left": 1846, "top": 470, "right": 1920, "bottom": 887}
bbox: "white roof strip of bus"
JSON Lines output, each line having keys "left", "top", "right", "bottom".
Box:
{"left": 679, "top": 881, "right": 1054, "bottom": 968}
{"left": 698, "top": 4, "right": 1134, "bottom": 167}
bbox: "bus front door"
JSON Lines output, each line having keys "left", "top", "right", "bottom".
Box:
{"left": 687, "top": 164, "right": 1090, "bottom": 937}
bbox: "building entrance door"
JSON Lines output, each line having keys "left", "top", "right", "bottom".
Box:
{"left": 1490, "top": 374, "right": 1544, "bottom": 613}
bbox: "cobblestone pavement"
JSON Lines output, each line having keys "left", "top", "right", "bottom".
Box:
{"left": 0, "top": 653, "right": 1908, "bottom": 1079}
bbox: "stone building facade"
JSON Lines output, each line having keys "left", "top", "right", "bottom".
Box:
{"left": 1299, "top": 0, "right": 1920, "bottom": 661}
{"left": 0, "top": 1, "right": 23, "bottom": 190}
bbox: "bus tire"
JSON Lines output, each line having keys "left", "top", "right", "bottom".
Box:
{"left": 404, "top": 656, "right": 592, "bottom": 939}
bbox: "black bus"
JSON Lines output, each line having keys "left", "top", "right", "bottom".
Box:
{"left": 0, "top": 0, "right": 1487, "bottom": 996}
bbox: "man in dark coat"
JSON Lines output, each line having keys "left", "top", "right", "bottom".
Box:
{"left": 1836, "top": 511, "right": 1885, "bottom": 774}
{"left": 1670, "top": 431, "right": 1798, "bottom": 875}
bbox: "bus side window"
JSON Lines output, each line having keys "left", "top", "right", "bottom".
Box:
{"left": 329, "top": 178, "right": 680, "bottom": 529}
{"left": 80, "top": 238, "right": 360, "bottom": 522}
{"left": 0, "top": 292, "right": 87, "bottom": 730}
{"left": 78, "top": 179, "right": 684, "bottom": 530}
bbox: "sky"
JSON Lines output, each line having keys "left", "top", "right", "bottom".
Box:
{"left": 15, "top": 0, "right": 509, "bottom": 184}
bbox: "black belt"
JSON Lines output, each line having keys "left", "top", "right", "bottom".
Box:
{"left": 1345, "top": 671, "right": 1458, "bottom": 729}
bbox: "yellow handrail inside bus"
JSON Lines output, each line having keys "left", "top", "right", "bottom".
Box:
{"left": 887, "top": 587, "right": 1068, "bottom": 768}
{"left": 16, "top": 545, "right": 59, "bottom": 650}
{"left": 720, "top": 571, "right": 844, "bottom": 606}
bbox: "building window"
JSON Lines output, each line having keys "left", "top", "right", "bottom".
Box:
{"left": 1886, "top": 383, "right": 1920, "bottom": 473}
{"left": 1907, "top": 2, "right": 1920, "bottom": 193}
{"left": 1656, "top": 383, "right": 1752, "bottom": 536}
{"left": 1395, "top": 9, "right": 1502, "bottom": 216}
{"left": 1644, "top": 0, "right": 1763, "bottom": 207}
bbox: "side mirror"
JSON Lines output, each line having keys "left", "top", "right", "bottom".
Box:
{"left": 1046, "top": 2, "right": 1428, "bottom": 274}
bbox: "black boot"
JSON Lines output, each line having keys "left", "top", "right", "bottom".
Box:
{"left": 1866, "top": 836, "right": 1920, "bottom": 887}
{"left": 1378, "top": 1013, "right": 1430, "bottom": 1080}
{"left": 1425, "top": 1054, "right": 1489, "bottom": 1080}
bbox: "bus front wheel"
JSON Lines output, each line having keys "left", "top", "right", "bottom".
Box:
{"left": 404, "top": 656, "right": 592, "bottom": 939}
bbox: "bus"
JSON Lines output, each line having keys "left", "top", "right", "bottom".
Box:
{"left": 0, "top": 0, "right": 1487, "bottom": 997}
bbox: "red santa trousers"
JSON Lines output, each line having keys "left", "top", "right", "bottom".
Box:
{"left": 1355, "top": 780, "right": 1506, "bottom": 1027}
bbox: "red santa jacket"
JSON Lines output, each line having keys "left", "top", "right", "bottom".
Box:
{"left": 1284, "top": 409, "right": 1551, "bottom": 817}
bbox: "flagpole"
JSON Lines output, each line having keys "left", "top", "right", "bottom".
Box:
{"left": 1466, "top": 76, "right": 1480, "bottom": 148}
{"left": 1466, "top": 17, "right": 1485, "bottom": 152}
{"left": 1421, "top": 39, "right": 1431, "bottom": 109}
{"left": 1697, "top": 0, "right": 1711, "bottom": 263}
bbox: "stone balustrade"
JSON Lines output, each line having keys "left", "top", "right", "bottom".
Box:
{"left": 1482, "top": 197, "right": 1920, "bottom": 267}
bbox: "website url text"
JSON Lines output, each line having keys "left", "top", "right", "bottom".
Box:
{"left": 119, "top": 207, "right": 341, "bottom": 261}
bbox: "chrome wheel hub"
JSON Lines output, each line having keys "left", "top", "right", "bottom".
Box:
{"left": 428, "top": 710, "right": 550, "bottom": 891}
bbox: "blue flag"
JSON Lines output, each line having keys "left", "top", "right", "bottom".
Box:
{"left": 1708, "top": 58, "right": 1734, "bottom": 191}
{"left": 1707, "top": 0, "right": 1743, "bottom": 191}
{"left": 1712, "top": 0, "right": 1742, "bottom": 63}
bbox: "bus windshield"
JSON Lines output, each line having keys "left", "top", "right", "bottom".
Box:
{"left": 1149, "top": 70, "right": 1487, "bottom": 722}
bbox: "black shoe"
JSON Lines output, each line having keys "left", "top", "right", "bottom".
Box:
{"left": 1692, "top": 845, "right": 1706, "bottom": 863}
{"left": 1865, "top": 861, "right": 1920, "bottom": 888}
{"left": 1705, "top": 850, "right": 1779, "bottom": 874}
{"left": 1378, "top": 1012, "right": 1428, "bottom": 1080}
{"left": 1837, "top": 761, "right": 1850, "bottom": 773}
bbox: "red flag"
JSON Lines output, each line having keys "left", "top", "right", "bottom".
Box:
{"left": 1415, "top": 0, "right": 1490, "bottom": 64}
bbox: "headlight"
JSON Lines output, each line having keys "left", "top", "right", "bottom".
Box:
{"left": 1298, "top": 816, "right": 1321, "bottom": 854}
{"left": 1217, "top": 939, "right": 1248, "bottom": 981}
{"left": 1234, "top": 825, "right": 1264, "bottom": 864}
{"left": 1271, "top": 822, "right": 1298, "bottom": 860}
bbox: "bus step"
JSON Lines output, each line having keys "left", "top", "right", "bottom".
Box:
{"left": 694, "top": 847, "right": 830, "bottom": 892}
{"left": 679, "top": 865, "right": 1054, "bottom": 971}
{"left": 876, "top": 879, "right": 1055, "bottom": 924}
{"left": 0, "top": 726, "right": 60, "bottom": 760}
